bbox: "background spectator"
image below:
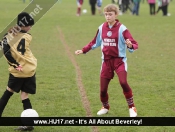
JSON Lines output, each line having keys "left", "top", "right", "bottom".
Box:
{"left": 76, "top": 0, "right": 84, "bottom": 16}
{"left": 96, "top": 0, "right": 103, "bottom": 15}
{"left": 132, "top": 0, "right": 141, "bottom": 15}
{"left": 156, "top": 0, "right": 162, "bottom": 14}
{"left": 161, "top": 0, "right": 170, "bottom": 16}
{"left": 89, "top": 0, "right": 97, "bottom": 15}
{"left": 147, "top": 0, "right": 156, "bottom": 15}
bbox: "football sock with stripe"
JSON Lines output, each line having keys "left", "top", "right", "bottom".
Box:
{"left": 124, "top": 90, "right": 135, "bottom": 108}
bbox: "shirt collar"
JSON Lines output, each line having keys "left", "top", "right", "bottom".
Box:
{"left": 105, "top": 19, "right": 120, "bottom": 27}
{"left": 20, "top": 30, "right": 27, "bottom": 33}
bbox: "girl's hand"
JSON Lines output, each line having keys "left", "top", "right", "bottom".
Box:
{"left": 15, "top": 65, "right": 23, "bottom": 71}
{"left": 75, "top": 50, "right": 83, "bottom": 55}
{"left": 125, "top": 39, "right": 133, "bottom": 48}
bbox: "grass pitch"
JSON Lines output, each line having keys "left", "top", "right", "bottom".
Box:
{"left": 0, "top": 0, "right": 175, "bottom": 131}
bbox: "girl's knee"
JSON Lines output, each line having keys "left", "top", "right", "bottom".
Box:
{"left": 20, "top": 91, "right": 29, "bottom": 100}
{"left": 7, "top": 87, "right": 14, "bottom": 93}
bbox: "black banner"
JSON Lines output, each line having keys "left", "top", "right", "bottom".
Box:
{"left": 0, "top": 117, "right": 175, "bottom": 126}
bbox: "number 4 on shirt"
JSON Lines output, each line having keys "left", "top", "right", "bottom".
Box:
{"left": 17, "top": 38, "right": 26, "bottom": 55}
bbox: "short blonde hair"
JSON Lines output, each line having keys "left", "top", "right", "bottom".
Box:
{"left": 103, "top": 4, "right": 119, "bottom": 15}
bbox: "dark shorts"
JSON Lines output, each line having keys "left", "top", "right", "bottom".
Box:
{"left": 8, "top": 74, "right": 36, "bottom": 94}
{"left": 100, "top": 57, "right": 127, "bottom": 79}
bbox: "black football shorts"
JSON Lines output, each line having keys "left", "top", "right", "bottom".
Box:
{"left": 8, "top": 73, "right": 36, "bottom": 94}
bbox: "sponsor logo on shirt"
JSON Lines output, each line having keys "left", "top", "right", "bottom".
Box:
{"left": 103, "top": 38, "right": 116, "bottom": 46}
{"left": 107, "top": 31, "right": 112, "bottom": 37}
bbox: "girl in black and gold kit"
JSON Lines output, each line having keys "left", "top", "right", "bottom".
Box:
{"left": 0, "top": 12, "right": 36, "bottom": 131}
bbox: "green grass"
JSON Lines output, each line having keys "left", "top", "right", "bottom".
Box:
{"left": 0, "top": 0, "right": 175, "bottom": 131}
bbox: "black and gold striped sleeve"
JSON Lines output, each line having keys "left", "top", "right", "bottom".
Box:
{"left": 2, "top": 37, "right": 20, "bottom": 68}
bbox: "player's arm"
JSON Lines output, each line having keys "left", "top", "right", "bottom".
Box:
{"left": 82, "top": 29, "right": 102, "bottom": 53}
{"left": 77, "top": 29, "right": 101, "bottom": 54}
{"left": 2, "top": 37, "right": 22, "bottom": 71}
{"left": 123, "top": 29, "right": 138, "bottom": 51}
{"left": 75, "top": 29, "right": 102, "bottom": 55}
